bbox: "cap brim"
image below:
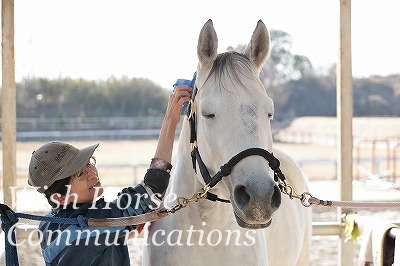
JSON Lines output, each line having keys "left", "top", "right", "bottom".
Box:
{"left": 56, "top": 143, "right": 99, "bottom": 181}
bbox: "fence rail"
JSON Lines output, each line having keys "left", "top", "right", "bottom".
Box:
{"left": 10, "top": 117, "right": 165, "bottom": 131}
{"left": 0, "top": 117, "right": 172, "bottom": 141}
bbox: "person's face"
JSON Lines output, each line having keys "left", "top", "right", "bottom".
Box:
{"left": 67, "top": 157, "right": 104, "bottom": 204}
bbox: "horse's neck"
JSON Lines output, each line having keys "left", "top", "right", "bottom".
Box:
{"left": 168, "top": 121, "right": 199, "bottom": 196}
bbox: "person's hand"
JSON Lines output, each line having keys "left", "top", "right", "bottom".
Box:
{"left": 164, "top": 85, "right": 192, "bottom": 126}
{"left": 152, "top": 85, "right": 192, "bottom": 165}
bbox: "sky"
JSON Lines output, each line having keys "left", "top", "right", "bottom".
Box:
{"left": 8, "top": 0, "right": 400, "bottom": 89}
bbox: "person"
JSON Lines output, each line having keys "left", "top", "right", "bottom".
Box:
{"left": 27, "top": 85, "right": 192, "bottom": 266}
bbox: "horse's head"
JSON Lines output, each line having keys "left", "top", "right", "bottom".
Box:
{"left": 192, "top": 20, "right": 281, "bottom": 229}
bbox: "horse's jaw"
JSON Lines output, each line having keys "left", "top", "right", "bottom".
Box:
{"left": 233, "top": 211, "right": 272, "bottom": 229}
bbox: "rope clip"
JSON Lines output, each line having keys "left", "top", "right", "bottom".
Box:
{"left": 166, "top": 187, "right": 209, "bottom": 214}
{"left": 279, "top": 182, "right": 313, "bottom": 207}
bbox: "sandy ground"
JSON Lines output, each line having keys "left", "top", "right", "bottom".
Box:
{"left": 1, "top": 139, "right": 400, "bottom": 265}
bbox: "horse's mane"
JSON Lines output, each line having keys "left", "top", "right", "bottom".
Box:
{"left": 204, "top": 51, "right": 256, "bottom": 93}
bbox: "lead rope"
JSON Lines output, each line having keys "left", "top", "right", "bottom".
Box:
{"left": 308, "top": 197, "right": 400, "bottom": 208}
{"left": 2, "top": 184, "right": 400, "bottom": 266}
{"left": 0, "top": 193, "right": 197, "bottom": 266}
{"left": 277, "top": 180, "right": 400, "bottom": 208}
{"left": 0, "top": 186, "right": 208, "bottom": 266}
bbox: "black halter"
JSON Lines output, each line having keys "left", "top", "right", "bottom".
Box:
{"left": 186, "top": 73, "right": 286, "bottom": 203}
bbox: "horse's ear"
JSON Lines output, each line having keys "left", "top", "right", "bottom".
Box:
{"left": 197, "top": 19, "right": 218, "bottom": 68}
{"left": 244, "top": 20, "right": 270, "bottom": 70}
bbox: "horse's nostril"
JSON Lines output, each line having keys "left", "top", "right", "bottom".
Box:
{"left": 271, "top": 184, "right": 282, "bottom": 210}
{"left": 234, "top": 185, "right": 250, "bottom": 208}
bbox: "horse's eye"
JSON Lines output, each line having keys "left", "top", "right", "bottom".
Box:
{"left": 204, "top": 114, "right": 215, "bottom": 119}
{"left": 268, "top": 113, "right": 273, "bottom": 119}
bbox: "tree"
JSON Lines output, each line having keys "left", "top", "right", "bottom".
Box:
{"left": 15, "top": 76, "right": 169, "bottom": 118}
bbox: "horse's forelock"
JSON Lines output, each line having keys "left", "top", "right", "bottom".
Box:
{"left": 206, "top": 51, "right": 257, "bottom": 93}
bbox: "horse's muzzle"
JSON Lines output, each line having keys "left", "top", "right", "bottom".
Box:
{"left": 232, "top": 183, "right": 281, "bottom": 228}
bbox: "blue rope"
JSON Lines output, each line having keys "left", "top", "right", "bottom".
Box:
{"left": 0, "top": 203, "right": 88, "bottom": 266}
{"left": 14, "top": 212, "right": 88, "bottom": 227}
{"left": 1, "top": 210, "right": 19, "bottom": 266}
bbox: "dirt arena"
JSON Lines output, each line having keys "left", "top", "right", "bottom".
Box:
{"left": 1, "top": 137, "right": 400, "bottom": 265}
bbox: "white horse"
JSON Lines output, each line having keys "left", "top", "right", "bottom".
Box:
{"left": 143, "top": 20, "right": 311, "bottom": 266}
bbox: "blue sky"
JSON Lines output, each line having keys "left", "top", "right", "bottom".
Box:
{"left": 10, "top": 0, "right": 400, "bottom": 88}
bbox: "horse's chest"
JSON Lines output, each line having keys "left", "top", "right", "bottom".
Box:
{"left": 170, "top": 243, "right": 266, "bottom": 266}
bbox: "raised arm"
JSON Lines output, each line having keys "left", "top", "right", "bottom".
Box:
{"left": 153, "top": 85, "right": 192, "bottom": 165}
{"left": 143, "top": 85, "right": 192, "bottom": 196}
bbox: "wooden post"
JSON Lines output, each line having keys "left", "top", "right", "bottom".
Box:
{"left": 2, "top": 0, "right": 16, "bottom": 208}
{"left": 337, "top": 0, "right": 353, "bottom": 264}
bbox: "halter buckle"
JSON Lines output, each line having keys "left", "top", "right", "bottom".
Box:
{"left": 198, "top": 185, "right": 210, "bottom": 198}
{"left": 187, "top": 99, "right": 195, "bottom": 120}
{"left": 191, "top": 141, "right": 197, "bottom": 151}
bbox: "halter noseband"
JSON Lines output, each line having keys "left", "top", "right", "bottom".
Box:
{"left": 185, "top": 72, "right": 287, "bottom": 203}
